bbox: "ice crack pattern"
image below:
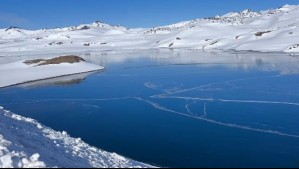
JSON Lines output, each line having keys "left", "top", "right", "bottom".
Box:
{"left": 3, "top": 74, "right": 299, "bottom": 139}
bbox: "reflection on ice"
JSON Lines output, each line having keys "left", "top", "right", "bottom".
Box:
{"left": 83, "top": 49, "right": 299, "bottom": 75}
{"left": 18, "top": 72, "right": 98, "bottom": 88}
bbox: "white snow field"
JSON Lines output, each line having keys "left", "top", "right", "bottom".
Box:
{"left": 0, "top": 106, "right": 153, "bottom": 168}
{"left": 0, "top": 5, "right": 299, "bottom": 56}
{"left": 0, "top": 56, "right": 104, "bottom": 88}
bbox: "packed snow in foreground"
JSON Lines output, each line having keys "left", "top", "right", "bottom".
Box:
{"left": 0, "top": 5, "right": 299, "bottom": 54}
{"left": 0, "top": 106, "right": 153, "bottom": 168}
{"left": 0, "top": 56, "right": 104, "bottom": 88}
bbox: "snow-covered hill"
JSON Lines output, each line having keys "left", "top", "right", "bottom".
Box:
{"left": 1, "top": 4, "right": 299, "bottom": 54}
{"left": 144, "top": 4, "right": 299, "bottom": 52}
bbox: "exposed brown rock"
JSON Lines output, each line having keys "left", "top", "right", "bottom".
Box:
{"left": 255, "top": 31, "right": 271, "bottom": 36}
{"left": 24, "top": 55, "right": 85, "bottom": 66}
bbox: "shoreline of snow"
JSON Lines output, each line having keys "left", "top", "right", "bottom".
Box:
{"left": 0, "top": 60, "right": 104, "bottom": 88}
{"left": 0, "top": 70, "right": 102, "bottom": 89}
{"left": 0, "top": 106, "right": 154, "bottom": 168}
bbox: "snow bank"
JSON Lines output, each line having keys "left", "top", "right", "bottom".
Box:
{"left": 0, "top": 57, "right": 104, "bottom": 88}
{"left": 0, "top": 106, "right": 153, "bottom": 168}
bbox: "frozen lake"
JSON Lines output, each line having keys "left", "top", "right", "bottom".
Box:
{"left": 1, "top": 49, "right": 299, "bottom": 167}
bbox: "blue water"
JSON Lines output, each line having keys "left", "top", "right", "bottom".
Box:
{"left": 1, "top": 50, "right": 299, "bottom": 167}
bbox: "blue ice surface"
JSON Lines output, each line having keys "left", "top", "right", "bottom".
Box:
{"left": 1, "top": 49, "right": 299, "bottom": 168}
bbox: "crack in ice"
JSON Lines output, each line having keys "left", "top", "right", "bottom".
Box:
{"left": 3, "top": 96, "right": 299, "bottom": 138}
{"left": 202, "top": 103, "right": 207, "bottom": 118}
{"left": 152, "top": 74, "right": 284, "bottom": 98}
{"left": 134, "top": 98, "right": 299, "bottom": 138}
{"left": 153, "top": 96, "right": 299, "bottom": 107}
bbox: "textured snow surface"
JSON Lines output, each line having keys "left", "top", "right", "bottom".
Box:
{"left": 0, "top": 106, "right": 153, "bottom": 168}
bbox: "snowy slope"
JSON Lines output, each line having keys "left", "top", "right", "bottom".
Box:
{"left": 0, "top": 106, "right": 153, "bottom": 168}
{"left": 146, "top": 5, "right": 299, "bottom": 52}
{"left": 1, "top": 5, "right": 299, "bottom": 54}
{"left": 0, "top": 59, "right": 104, "bottom": 88}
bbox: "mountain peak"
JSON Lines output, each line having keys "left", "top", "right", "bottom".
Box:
{"left": 241, "top": 9, "right": 253, "bottom": 14}
{"left": 221, "top": 9, "right": 260, "bottom": 18}
{"left": 5, "top": 26, "right": 21, "bottom": 32}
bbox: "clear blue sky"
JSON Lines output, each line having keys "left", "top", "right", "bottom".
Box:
{"left": 0, "top": 0, "right": 298, "bottom": 29}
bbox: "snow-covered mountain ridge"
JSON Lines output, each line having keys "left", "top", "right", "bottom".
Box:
{"left": 1, "top": 4, "right": 299, "bottom": 54}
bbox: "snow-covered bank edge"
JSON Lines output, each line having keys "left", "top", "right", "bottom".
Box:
{"left": 0, "top": 106, "right": 155, "bottom": 168}
{"left": 0, "top": 56, "right": 105, "bottom": 88}
{"left": 0, "top": 69, "right": 103, "bottom": 89}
